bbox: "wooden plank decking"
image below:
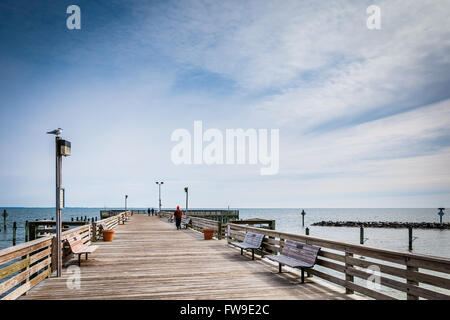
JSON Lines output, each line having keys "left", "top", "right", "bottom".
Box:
{"left": 21, "top": 215, "right": 361, "bottom": 300}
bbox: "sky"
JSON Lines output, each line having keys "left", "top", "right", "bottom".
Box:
{"left": 0, "top": 0, "right": 449, "bottom": 208}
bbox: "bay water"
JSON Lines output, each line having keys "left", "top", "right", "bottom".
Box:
{"left": 1, "top": 207, "right": 448, "bottom": 258}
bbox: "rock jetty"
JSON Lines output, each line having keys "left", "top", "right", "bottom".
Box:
{"left": 311, "top": 221, "right": 450, "bottom": 229}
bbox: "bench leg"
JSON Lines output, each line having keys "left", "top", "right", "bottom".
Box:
{"left": 279, "top": 263, "right": 282, "bottom": 273}
{"left": 301, "top": 268, "right": 305, "bottom": 284}
{"left": 86, "top": 253, "right": 88, "bottom": 261}
{"left": 252, "top": 249, "right": 254, "bottom": 260}
{"left": 78, "top": 254, "right": 81, "bottom": 266}
{"left": 241, "top": 248, "right": 243, "bottom": 255}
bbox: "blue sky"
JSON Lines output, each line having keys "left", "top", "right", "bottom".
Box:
{"left": 0, "top": 0, "right": 449, "bottom": 208}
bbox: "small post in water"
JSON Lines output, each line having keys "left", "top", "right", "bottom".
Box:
{"left": 301, "top": 209, "right": 306, "bottom": 227}
{"left": 438, "top": 208, "right": 445, "bottom": 225}
{"left": 305, "top": 227, "right": 309, "bottom": 235}
{"left": 25, "top": 220, "right": 29, "bottom": 242}
{"left": 408, "top": 226, "right": 413, "bottom": 251}
{"left": 2, "top": 209, "right": 7, "bottom": 230}
{"left": 13, "top": 221, "right": 17, "bottom": 245}
{"left": 360, "top": 226, "right": 364, "bottom": 245}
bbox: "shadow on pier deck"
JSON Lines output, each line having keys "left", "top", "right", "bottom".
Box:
{"left": 21, "top": 215, "right": 360, "bottom": 300}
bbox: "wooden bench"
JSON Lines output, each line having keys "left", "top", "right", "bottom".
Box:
{"left": 119, "top": 215, "right": 128, "bottom": 224}
{"left": 66, "top": 233, "right": 98, "bottom": 266}
{"left": 230, "top": 231, "right": 264, "bottom": 260}
{"left": 181, "top": 217, "right": 191, "bottom": 229}
{"left": 266, "top": 239, "right": 320, "bottom": 283}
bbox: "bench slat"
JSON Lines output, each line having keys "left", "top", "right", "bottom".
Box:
{"left": 66, "top": 233, "right": 98, "bottom": 264}
{"left": 268, "top": 240, "right": 321, "bottom": 269}
{"left": 230, "top": 232, "right": 265, "bottom": 260}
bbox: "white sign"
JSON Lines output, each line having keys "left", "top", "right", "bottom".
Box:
{"left": 60, "top": 188, "right": 65, "bottom": 209}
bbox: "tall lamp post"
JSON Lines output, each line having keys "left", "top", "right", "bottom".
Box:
{"left": 47, "top": 128, "right": 71, "bottom": 277}
{"left": 184, "top": 187, "right": 189, "bottom": 213}
{"left": 156, "top": 182, "right": 164, "bottom": 212}
{"left": 125, "top": 195, "right": 128, "bottom": 211}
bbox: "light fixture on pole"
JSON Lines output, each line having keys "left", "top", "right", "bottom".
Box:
{"left": 46, "top": 128, "right": 71, "bottom": 277}
{"left": 184, "top": 187, "right": 189, "bottom": 213}
{"left": 156, "top": 182, "right": 164, "bottom": 212}
{"left": 125, "top": 195, "right": 128, "bottom": 211}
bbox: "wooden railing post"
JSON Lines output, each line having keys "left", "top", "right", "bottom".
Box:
{"left": 51, "top": 236, "right": 57, "bottom": 273}
{"left": 217, "top": 221, "right": 222, "bottom": 240}
{"left": 406, "top": 257, "right": 419, "bottom": 300}
{"left": 345, "top": 250, "right": 354, "bottom": 294}
{"left": 91, "top": 223, "right": 97, "bottom": 242}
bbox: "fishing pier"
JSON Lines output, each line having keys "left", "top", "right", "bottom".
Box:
{"left": 1, "top": 212, "right": 449, "bottom": 300}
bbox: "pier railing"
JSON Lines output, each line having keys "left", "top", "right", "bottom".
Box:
{"left": 0, "top": 211, "right": 129, "bottom": 299}
{"left": 227, "top": 223, "right": 450, "bottom": 300}
{"left": 0, "top": 236, "right": 53, "bottom": 300}
{"left": 27, "top": 220, "right": 89, "bottom": 241}
{"left": 189, "top": 217, "right": 223, "bottom": 240}
{"left": 92, "top": 211, "right": 129, "bottom": 241}
{"left": 100, "top": 209, "right": 141, "bottom": 218}
{"left": 185, "top": 209, "right": 239, "bottom": 223}
{"left": 160, "top": 211, "right": 224, "bottom": 239}
{"left": 58, "top": 224, "right": 92, "bottom": 268}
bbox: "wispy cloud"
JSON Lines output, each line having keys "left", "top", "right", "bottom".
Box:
{"left": 0, "top": 0, "right": 449, "bottom": 207}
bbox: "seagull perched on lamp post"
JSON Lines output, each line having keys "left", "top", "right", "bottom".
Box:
{"left": 46, "top": 128, "right": 62, "bottom": 136}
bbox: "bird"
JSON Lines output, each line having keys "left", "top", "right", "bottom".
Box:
{"left": 46, "top": 128, "right": 62, "bottom": 136}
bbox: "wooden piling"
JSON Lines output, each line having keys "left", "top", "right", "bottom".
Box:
{"left": 360, "top": 226, "right": 364, "bottom": 244}
{"left": 408, "top": 226, "right": 413, "bottom": 251}
{"left": 301, "top": 209, "right": 305, "bottom": 227}
{"left": 305, "top": 227, "right": 309, "bottom": 235}
{"left": 13, "top": 221, "right": 17, "bottom": 245}
{"left": 2, "top": 209, "right": 7, "bottom": 230}
{"left": 25, "top": 220, "right": 29, "bottom": 242}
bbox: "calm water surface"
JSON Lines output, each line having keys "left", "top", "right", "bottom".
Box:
{"left": 0, "top": 208, "right": 448, "bottom": 258}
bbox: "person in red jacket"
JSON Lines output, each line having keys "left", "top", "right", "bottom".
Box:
{"left": 174, "top": 206, "right": 183, "bottom": 230}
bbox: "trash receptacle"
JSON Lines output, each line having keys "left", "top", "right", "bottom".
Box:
{"left": 102, "top": 230, "right": 114, "bottom": 242}
{"left": 203, "top": 229, "right": 214, "bottom": 240}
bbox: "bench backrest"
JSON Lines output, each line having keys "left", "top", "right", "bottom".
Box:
{"left": 243, "top": 232, "right": 264, "bottom": 247}
{"left": 281, "top": 240, "right": 320, "bottom": 265}
{"left": 66, "top": 233, "right": 85, "bottom": 252}
{"left": 185, "top": 217, "right": 191, "bottom": 224}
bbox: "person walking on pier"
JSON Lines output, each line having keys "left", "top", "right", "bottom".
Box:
{"left": 174, "top": 206, "right": 183, "bottom": 230}
{"left": 147, "top": 208, "right": 151, "bottom": 216}
{"left": 151, "top": 208, "right": 155, "bottom": 216}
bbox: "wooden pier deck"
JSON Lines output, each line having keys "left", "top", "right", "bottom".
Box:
{"left": 21, "top": 215, "right": 360, "bottom": 300}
